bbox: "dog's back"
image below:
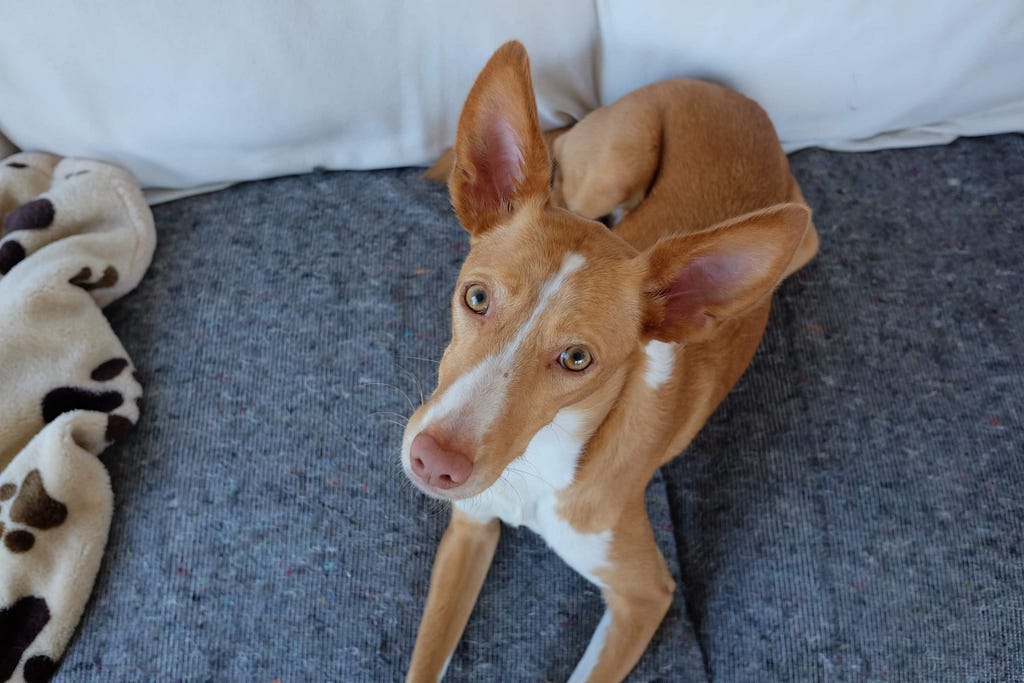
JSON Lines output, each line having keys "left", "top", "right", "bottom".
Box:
{"left": 553, "top": 78, "right": 818, "bottom": 268}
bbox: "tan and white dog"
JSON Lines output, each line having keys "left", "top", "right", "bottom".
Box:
{"left": 402, "top": 41, "right": 818, "bottom": 682}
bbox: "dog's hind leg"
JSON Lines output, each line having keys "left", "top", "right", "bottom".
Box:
{"left": 550, "top": 99, "right": 661, "bottom": 226}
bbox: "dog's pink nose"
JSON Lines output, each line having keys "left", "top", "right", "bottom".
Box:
{"left": 409, "top": 433, "right": 473, "bottom": 490}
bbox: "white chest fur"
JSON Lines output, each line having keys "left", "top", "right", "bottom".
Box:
{"left": 454, "top": 409, "right": 611, "bottom": 587}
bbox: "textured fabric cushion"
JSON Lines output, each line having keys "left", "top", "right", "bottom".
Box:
{"left": 51, "top": 134, "right": 1023, "bottom": 681}
{"left": 1, "top": 2, "right": 1022, "bottom": 192}
{"left": 662, "top": 135, "right": 1024, "bottom": 680}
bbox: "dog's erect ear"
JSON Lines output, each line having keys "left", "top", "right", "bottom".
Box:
{"left": 423, "top": 126, "right": 568, "bottom": 186}
{"left": 641, "top": 203, "right": 811, "bottom": 343}
{"left": 450, "top": 41, "right": 551, "bottom": 236}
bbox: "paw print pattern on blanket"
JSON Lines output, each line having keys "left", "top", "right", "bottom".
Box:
{"left": 0, "top": 469, "right": 65, "bottom": 681}
{"left": 0, "top": 596, "right": 56, "bottom": 682}
{"left": 69, "top": 265, "right": 119, "bottom": 291}
{"left": 41, "top": 357, "right": 142, "bottom": 445}
{"left": 0, "top": 151, "right": 155, "bottom": 682}
{"left": 0, "top": 179, "right": 58, "bottom": 275}
{"left": 0, "top": 239, "right": 25, "bottom": 275}
{"left": 0, "top": 152, "right": 155, "bottom": 680}
{"left": 1, "top": 160, "right": 122, "bottom": 301}
{"left": 0, "top": 469, "right": 67, "bottom": 554}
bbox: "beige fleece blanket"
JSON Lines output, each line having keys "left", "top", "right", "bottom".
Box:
{"left": 0, "top": 153, "right": 154, "bottom": 682}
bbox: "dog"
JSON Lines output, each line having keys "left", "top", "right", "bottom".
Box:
{"left": 401, "top": 40, "right": 819, "bottom": 682}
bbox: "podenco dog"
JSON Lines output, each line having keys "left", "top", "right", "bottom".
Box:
{"left": 402, "top": 41, "right": 819, "bottom": 682}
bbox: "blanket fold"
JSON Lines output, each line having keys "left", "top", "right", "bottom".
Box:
{"left": 0, "top": 153, "right": 154, "bottom": 683}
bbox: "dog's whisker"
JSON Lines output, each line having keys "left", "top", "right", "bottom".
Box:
{"left": 345, "top": 437, "right": 371, "bottom": 459}
{"left": 393, "top": 364, "right": 431, "bottom": 408}
{"left": 494, "top": 471, "right": 526, "bottom": 508}
{"left": 400, "top": 354, "right": 441, "bottom": 365}
{"left": 369, "top": 410, "right": 410, "bottom": 425}
{"left": 504, "top": 464, "right": 557, "bottom": 492}
{"left": 359, "top": 380, "right": 419, "bottom": 412}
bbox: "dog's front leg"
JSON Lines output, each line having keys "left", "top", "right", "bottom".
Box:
{"left": 407, "top": 508, "right": 501, "bottom": 682}
{"left": 568, "top": 505, "right": 675, "bottom": 683}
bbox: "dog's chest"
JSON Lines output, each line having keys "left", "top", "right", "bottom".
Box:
{"left": 454, "top": 409, "right": 611, "bottom": 586}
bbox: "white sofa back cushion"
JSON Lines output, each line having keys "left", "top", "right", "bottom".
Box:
{"left": 0, "top": 1, "right": 1021, "bottom": 194}
{"left": 600, "top": 2, "right": 1024, "bottom": 152}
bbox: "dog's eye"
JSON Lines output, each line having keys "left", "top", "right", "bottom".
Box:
{"left": 464, "top": 284, "right": 489, "bottom": 313}
{"left": 559, "top": 346, "right": 592, "bottom": 372}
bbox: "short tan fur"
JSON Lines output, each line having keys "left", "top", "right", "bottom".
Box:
{"left": 404, "top": 41, "right": 818, "bottom": 682}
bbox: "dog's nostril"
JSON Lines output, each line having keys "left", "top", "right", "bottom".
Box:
{"left": 409, "top": 432, "right": 473, "bottom": 490}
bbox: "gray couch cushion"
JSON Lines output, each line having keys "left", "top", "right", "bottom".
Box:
{"left": 58, "top": 134, "right": 1022, "bottom": 681}
{"left": 663, "top": 134, "right": 1024, "bottom": 681}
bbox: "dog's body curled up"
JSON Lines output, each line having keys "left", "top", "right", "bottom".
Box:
{"left": 401, "top": 41, "right": 819, "bottom": 682}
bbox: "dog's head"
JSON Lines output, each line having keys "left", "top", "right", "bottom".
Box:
{"left": 402, "top": 42, "right": 808, "bottom": 500}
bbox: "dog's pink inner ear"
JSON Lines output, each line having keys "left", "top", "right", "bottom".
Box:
{"left": 473, "top": 115, "right": 525, "bottom": 212}
{"left": 450, "top": 42, "right": 551, "bottom": 235}
{"left": 646, "top": 241, "right": 777, "bottom": 342}
{"left": 644, "top": 203, "right": 810, "bottom": 342}
{"left": 663, "top": 249, "right": 763, "bottom": 327}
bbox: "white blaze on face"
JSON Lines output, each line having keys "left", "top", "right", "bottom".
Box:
{"left": 419, "top": 354, "right": 504, "bottom": 434}
{"left": 419, "top": 252, "right": 586, "bottom": 439}
{"left": 511, "top": 251, "right": 586, "bottom": 352}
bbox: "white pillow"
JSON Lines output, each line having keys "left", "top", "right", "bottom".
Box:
{"left": 0, "top": 0, "right": 1021, "bottom": 195}
{"left": 0, "top": 1, "right": 598, "bottom": 193}
{"left": 599, "top": 1, "right": 1024, "bottom": 152}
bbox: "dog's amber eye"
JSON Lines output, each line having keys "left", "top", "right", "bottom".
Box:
{"left": 464, "top": 284, "right": 489, "bottom": 313}
{"left": 560, "top": 346, "right": 592, "bottom": 372}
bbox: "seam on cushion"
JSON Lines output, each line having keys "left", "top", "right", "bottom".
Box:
{"left": 647, "top": 466, "right": 712, "bottom": 679}
{"left": 658, "top": 469, "right": 714, "bottom": 682}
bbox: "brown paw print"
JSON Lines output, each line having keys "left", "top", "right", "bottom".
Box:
{"left": 0, "top": 469, "right": 67, "bottom": 554}
{"left": 41, "top": 357, "right": 142, "bottom": 443}
{"left": 0, "top": 197, "right": 55, "bottom": 276}
{"left": 0, "top": 595, "right": 57, "bottom": 682}
{"left": 69, "top": 265, "right": 119, "bottom": 291}
{"left": 0, "top": 239, "right": 25, "bottom": 274}
{"left": 3, "top": 198, "right": 55, "bottom": 235}
{"left": 0, "top": 178, "right": 117, "bottom": 289}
